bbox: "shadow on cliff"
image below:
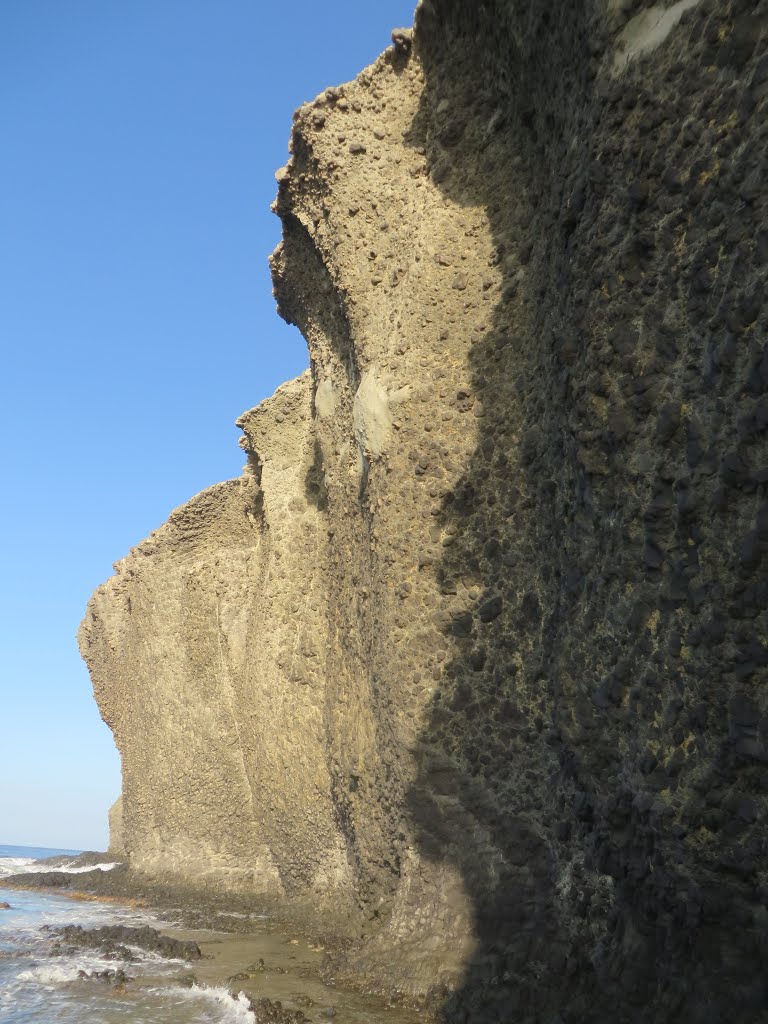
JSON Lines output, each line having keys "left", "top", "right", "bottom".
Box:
{"left": 401, "top": 7, "right": 602, "bottom": 1020}
{"left": 402, "top": 1, "right": 768, "bottom": 1022}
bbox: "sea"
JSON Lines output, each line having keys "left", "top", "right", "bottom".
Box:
{"left": 0, "top": 844, "right": 267, "bottom": 1023}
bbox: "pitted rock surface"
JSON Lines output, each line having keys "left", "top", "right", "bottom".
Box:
{"left": 80, "top": 2, "right": 768, "bottom": 1021}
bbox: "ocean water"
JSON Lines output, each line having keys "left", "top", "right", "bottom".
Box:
{"left": 0, "top": 845, "right": 263, "bottom": 1023}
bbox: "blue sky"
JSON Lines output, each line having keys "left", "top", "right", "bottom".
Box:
{"left": 0, "top": 1, "right": 416, "bottom": 851}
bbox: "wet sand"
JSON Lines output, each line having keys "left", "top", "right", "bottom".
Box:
{"left": 164, "top": 925, "right": 421, "bottom": 1022}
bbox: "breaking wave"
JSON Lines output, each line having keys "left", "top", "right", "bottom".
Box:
{"left": 0, "top": 857, "right": 120, "bottom": 879}
{"left": 157, "top": 985, "right": 257, "bottom": 1023}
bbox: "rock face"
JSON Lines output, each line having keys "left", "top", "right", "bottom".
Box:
{"left": 80, "top": 1, "right": 768, "bottom": 1020}
{"left": 107, "top": 796, "right": 125, "bottom": 859}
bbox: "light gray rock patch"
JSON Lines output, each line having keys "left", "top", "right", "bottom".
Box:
{"left": 613, "top": 0, "right": 701, "bottom": 73}
{"left": 353, "top": 371, "right": 392, "bottom": 458}
{"left": 315, "top": 378, "right": 338, "bottom": 419}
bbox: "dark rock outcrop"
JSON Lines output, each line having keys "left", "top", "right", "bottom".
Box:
{"left": 50, "top": 924, "right": 202, "bottom": 962}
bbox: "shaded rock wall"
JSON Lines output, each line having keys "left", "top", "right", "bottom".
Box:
{"left": 81, "top": 1, "right": 768, "bottom": 1020}
{"left": 394, "top": 2, "right": 768, "bottom": 1021}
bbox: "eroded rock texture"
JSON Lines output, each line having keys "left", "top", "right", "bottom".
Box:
{"left": 80, "top": 375, "right": 358, "bottom": 927}
{"left": 80, "top": 1, "right": 768, "bottom": 1020}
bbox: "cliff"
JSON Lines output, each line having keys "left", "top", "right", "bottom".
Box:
{"left": 79, "top": 1, "right": 768, "bottom": 1020}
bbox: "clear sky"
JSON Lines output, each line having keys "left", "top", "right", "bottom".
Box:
{"left": 0, "top": 1, "right": 416, "bottom": 851}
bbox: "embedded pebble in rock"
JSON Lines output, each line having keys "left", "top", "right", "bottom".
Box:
{"left": 78, "top": 2, "right": 768, "bottom": 1022}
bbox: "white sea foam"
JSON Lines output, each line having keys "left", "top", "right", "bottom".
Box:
{"left": 0, "top": 856, "right": 120, "bottom": 879}
{"left": 16, "top": 962, "right": 84, "bottom": 986}
{"left": 16, "top": 940, "right": 178, "bottom": 981}
{"left": 160, "top": 984, "right": 256, "bottom": 1023}
{"left": 0, "top": 857, "right": 37, "bottom": 878}
{"left": 123, "top": 944, "right": 189, "bottom": 967}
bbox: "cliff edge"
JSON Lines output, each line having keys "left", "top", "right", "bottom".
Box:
{"left": 80, "top": 1, "right": 768, "bottom": 1020}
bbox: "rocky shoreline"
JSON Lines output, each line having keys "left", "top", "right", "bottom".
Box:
{"left": 2, "top": 854, "right": 428, "bottom": 1021}
{"left": 4, "top": 855, "right": 351, "bottom": 943}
